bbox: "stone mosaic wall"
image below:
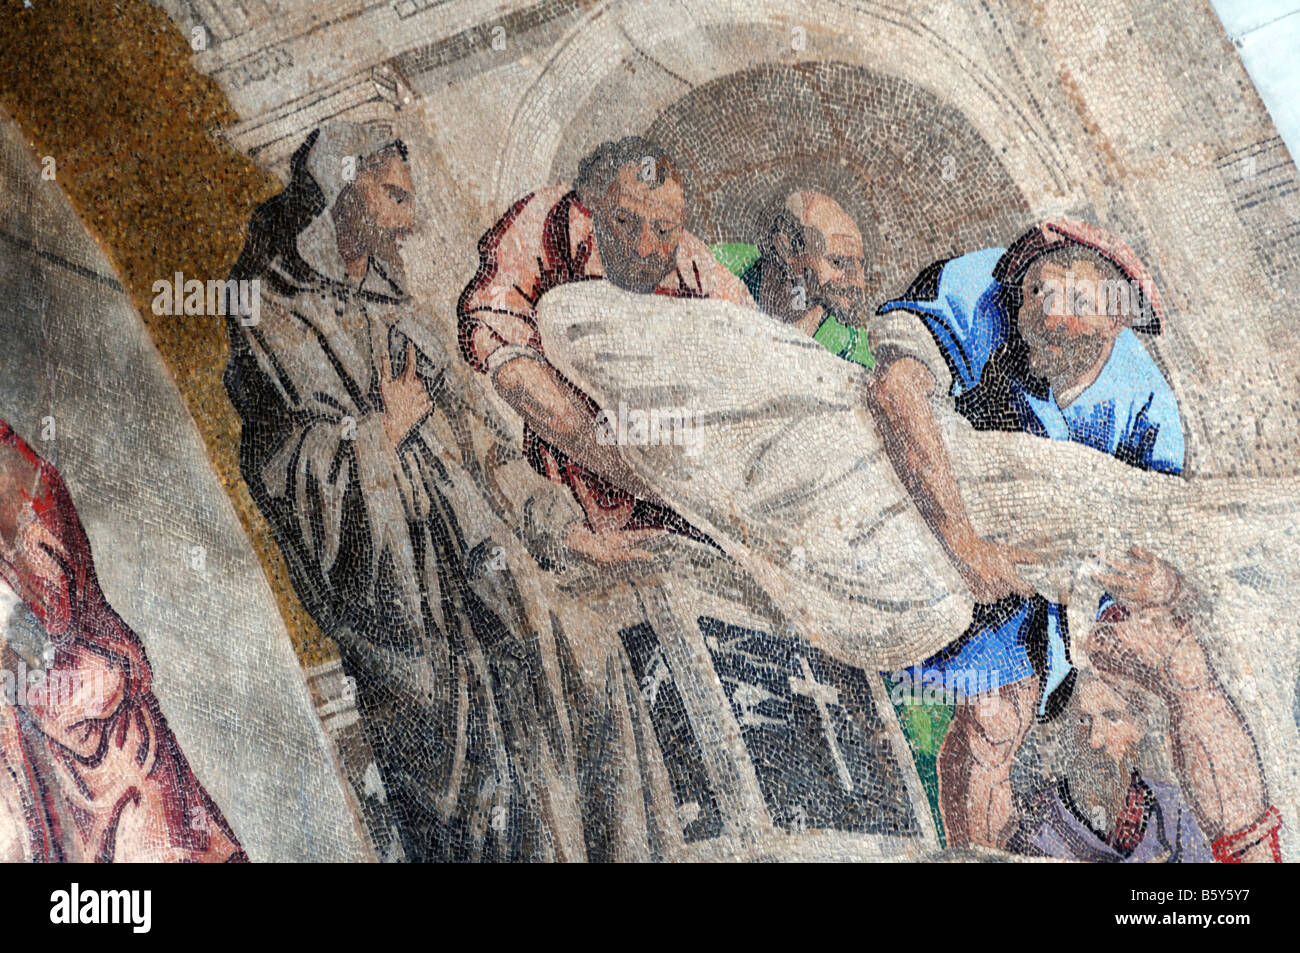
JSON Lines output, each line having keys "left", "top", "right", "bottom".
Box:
{"left": 0, "top": 0, "right": 1296, "bottom": 863}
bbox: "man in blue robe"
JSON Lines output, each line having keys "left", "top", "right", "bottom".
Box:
{"left": 869, "top": 219, "right": 1183, "bottom": 848}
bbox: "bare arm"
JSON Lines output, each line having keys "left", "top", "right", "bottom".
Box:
{"left": 483, "top": 336, "right": 664, "bottom": 506}
{"left": 1159, "top": 631, "right": 1270, "bottom": 855}
{"left": 939, "top": 680, "right": 1039, "bottom": 850}
{"left": 865, "top": 356, "right": 1035, "bottom": 602}
{"left": 1088, "top": 549, "right": 1273, "bottom": 859}
{"left": 460, "top": 187, "right": 670, "bottom": 513}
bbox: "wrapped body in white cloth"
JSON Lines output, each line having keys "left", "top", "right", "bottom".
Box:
{"left": 536, "top": 282, "right": 1300, "bottom": 673}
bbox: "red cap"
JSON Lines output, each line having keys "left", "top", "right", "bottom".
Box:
{"left": 993, "top": 218, "right": 1165, "bottom": 333}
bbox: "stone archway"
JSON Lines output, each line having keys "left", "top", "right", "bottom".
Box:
{"left": 620, "top": 60, "right": 1033, "bottom": 299}
{"left": 494, "top": 1, "right": 1079, "bottom": 219}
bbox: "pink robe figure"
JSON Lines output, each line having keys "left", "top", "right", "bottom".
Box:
{"left": 0, "top": 420, "right": 246, "bottom": 862}
{"left": 458, "top": 184, "right": 754, "bottom": 535}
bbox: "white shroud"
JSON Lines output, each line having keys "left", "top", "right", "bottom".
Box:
{"left": 539, "top": 283, "right": 974, "bottom": 668}
{"left": 537, "top": 282, "right": 1300, "bottom": 663}
{"left": 537, "top": 282, "right": 1300, "bottom": 859}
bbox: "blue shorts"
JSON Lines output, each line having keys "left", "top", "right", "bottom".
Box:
{"left": 887, "top": 598, "right": 1070, "bottom": 715}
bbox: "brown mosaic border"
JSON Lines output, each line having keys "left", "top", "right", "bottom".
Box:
{"left": 0, "top": 0, "right": 334, "bottom": 664}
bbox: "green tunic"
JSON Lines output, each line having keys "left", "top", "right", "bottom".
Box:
{"left": 810, "top": 309, "right": 875, "bottom": 369}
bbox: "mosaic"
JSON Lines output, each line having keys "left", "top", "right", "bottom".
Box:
{"left": 0, "top": 0, "right": 1297, "bottom": 867}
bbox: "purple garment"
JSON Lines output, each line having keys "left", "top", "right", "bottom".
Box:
{"left": 1016, "top": 776, "right": 1214, "bottom": 862}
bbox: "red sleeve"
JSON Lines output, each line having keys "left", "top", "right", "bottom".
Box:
{"left": 1212, "top": 805, "right": 1283, "bottom": 863}
{"left": 457, "top": 187, "right": 556, "bottom": 373}
{"left": 0, "top": 421, "right": 150, "bottom": 697}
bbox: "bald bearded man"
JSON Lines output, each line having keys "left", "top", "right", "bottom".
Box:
{"left": 716, "top": 193, "right": 1035, "bottom": 830}
{"left": 733, "top": 192, "right": 1033, "bottom": 608}
{"left": 740, "top": 190, "right": 875, "bottom": 364}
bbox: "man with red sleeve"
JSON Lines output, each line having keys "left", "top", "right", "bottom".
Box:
{"left": 459, "top": 136, "right": 753, "bottom": 562}
{"left": 0, "top": 420, "right": 246, "bottom": 862}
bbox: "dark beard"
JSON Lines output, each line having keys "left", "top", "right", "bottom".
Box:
{"left": 1026, "top": 332, "right": 1105, "bottom": 392}
{"left": 358, "top": 224, "right": 409, "bottom": 271}
{"left": 332, "top": 187, "right": 410, "bottom": 279}
{"left": 813, "top": 284, "right": 868, "bottom": 326}
{"left": 369, "top": 232, "right": 410, "bottom": 285}
{"left": 593, "top": 220, "right": 675, "bottom": 294}
{"left": 605, "top": 260, "right": 670, "bottom": 294}
{"left": 1063, "top": 753, "right": 1131, "bottom": 834}
{"left": 999, "top": 332, "right": 1051, "bottom": 399}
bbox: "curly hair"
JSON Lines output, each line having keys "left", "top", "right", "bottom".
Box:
{"left": 575, "top": 136, "right": 682, "bottom": 204}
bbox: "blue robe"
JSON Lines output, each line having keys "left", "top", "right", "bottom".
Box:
{"left": 879, "top": 249, "right": 1184, "bottom": 715}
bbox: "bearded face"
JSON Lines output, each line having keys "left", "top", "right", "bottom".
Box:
{"left": 771, "top": 193, "right": 870, "bottom": 326}
{"left": 1017, "top": 257, "right": 1122, "bottom": 391}
{"left": 333, "top": 151, "right": 416, "bottom": 270}
{"left": 1059, "top": 677, "right": 1144, "bottom": 833}
{"left": 1062, "top": 733, "right": 1132, "bottom": 833}
{"left": 794, "top": 235, "right": 867, "bottom": 324}
{"left": 588, "top": 164, "right": 685, "bottom": 294}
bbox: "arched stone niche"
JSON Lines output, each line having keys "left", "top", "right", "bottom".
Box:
{"left": 495, "top": 2, "right": 1080, "bottom": 220}
{"left": 546, "top": 59, "right": 1033, "bottom": 299}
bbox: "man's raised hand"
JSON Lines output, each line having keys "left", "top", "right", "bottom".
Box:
{"left": 1092, "top": 545, "right": 1182, "bottom": 611}
{"left": 378, "top": 338, "right": 433, "bottom": 449}
{"left": 1086, "top": 547, "right": 1198, "bottom": 696}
